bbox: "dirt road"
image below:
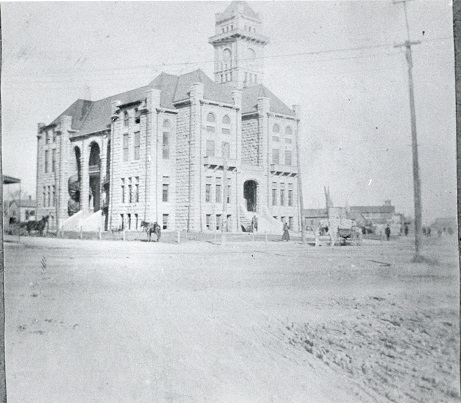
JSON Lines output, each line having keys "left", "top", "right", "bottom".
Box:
{"left": 4, "top": 236, "right": 459, "bottom": 402}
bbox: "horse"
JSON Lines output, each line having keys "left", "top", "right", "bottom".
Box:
{"left": 140, "top": 221, "right": 161, "bottom": 242}
{"left": 26, "top": 216, "right": 49, "bottom": 237}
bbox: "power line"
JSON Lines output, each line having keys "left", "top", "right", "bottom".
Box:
{"left": 3, "top": 36, "right": 452, "bottom": 80}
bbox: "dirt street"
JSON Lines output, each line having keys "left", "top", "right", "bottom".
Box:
{"left": 4, "top": 235, "right": 460, "bottom": 402}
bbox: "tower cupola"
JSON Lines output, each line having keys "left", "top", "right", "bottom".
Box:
{"left": 208, "top": 1, "right": 269, "bottom": 89}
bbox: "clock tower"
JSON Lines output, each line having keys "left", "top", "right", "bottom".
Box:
{"left": 208, "top": 1, "right": 269, "bottom": 89}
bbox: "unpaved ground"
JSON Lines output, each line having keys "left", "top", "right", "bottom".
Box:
{"left": 4, "top": 235, "right": 460, "bottom": 402}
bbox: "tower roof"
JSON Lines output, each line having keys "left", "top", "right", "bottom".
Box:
{"left": 218, "top": 1, "right": 260, "bottom": 23}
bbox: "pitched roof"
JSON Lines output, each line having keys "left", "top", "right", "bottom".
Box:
{"left": 220, "top": 1, "right": 259, "bottom": 21}
{"left": 242, "top": 84, "right": 295, "bottom": 116}
{"left": 78, "top": 86, "right": 149, "bottom": 136}
{"left": 47, "top": 70, "right": 294, "bottom": 134}
{"left": 48, "top": 86, "right": 149, "bottom": 136}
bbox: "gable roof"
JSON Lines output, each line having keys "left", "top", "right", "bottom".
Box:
{"left": 242, "top": 84, "right": 295, "bottom": 116}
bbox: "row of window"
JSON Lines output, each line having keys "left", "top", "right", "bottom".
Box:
{"left": 121, "top": 177, "right": 140, "bottom": 204}
{"left": 120, "top": 213, "right": 169, "bottom": 230}
{"left": 272, "top": 136, "right": 292, "bottom": 144}
{"left": 220, "top": 72, "right": 233, "bottom": 83}
{"left": 44, "top": 149, "right": 56, "bottom": 174}
{"left": 206, "top": 140, "right": 231, "bottom": 159}
{"left": 123, "top": 108, "right": 141, "bottom": 127}
{"left": 205, "top": 181, "right": 231, "bottom": 204}
{"left": 206, "top": 214, "right": 232, "bottom": 231}
{"left": 42, "top": 185, "right": 56, "bottom": 207}
{"left": 272, "top": 149, "right": 293, "bottom": 166}
{"left": 271, "top": 183, "right": 294, "bottom": 207}
{"left": 122, "top": 120, "right": 171, "bottom": 162}
{"left": 221, "top": 24, "right": 234, "bottom": 33}
{"left": 273, "top": 124, "right": 293, "bottom": 136}
{"left": 274, "top": 216, "right": 294, "bottom": 228}
{"left": 206, "top": 113, "right": 231, "bottom": 133}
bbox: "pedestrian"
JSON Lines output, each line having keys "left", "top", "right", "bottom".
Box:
{"left": 281, "top": 222, "right": 290, "bottom": 241}
{"left": 427, "top": 227, "right": 431, "bottom": 237}
{"left": 385, "top": 224, "right": 391, "bottom": 241}
{"left": 404, "top": 224, "right": 409, "bottom": 236}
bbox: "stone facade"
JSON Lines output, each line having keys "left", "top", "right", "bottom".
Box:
{"left": 35, "top": 2, "right": 302, "bottom": 233}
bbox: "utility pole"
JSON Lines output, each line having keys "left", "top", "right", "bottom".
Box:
{"left": 394, "top": 0, "right": 422, "bottom": 258}
{"left": 295, "top": 117, "right": 306, "bottom": 244}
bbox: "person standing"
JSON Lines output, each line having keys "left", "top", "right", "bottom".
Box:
{"left": 281, "top": 222, "right": 290, "bottom": 241}
{"left": 385, "top": 224, "right": 391, "bottom": 241}
{"left": 404, "top": 224, "right": 409, "bottom": 236}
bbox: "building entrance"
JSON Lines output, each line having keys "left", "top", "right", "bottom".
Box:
{"left": 244, "top": 180, "right": 257, "bottom": 212}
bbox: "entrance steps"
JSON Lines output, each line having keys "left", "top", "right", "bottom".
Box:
{"left": 239, "top": 204, "right": 283, "bottom": 234}
{"left": 61, "top": 210, "right": 104, "bottom": 232}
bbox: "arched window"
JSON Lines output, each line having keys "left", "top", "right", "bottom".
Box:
{"left": 163, "top": 119, "right": 171, "bottom": 159}
{"left": 273, "top": 124, "right": 280, "bottom": 133}
{"left": 285, "top": 126, "right": 293, "bottom": 136}
{"left": 222, "top": 115, "right": 231, "bottom": 135}
{"left": 124, "top": 111, "right": 129, "bottom": 127}
{"left": 206, "top": 112, "right": 216, "bottom": 135}
{"left": 223, "top": 48, "right": 232, "bottom": 70}
{"left": 247, "top": 48, "right": 256, "bottom": 70}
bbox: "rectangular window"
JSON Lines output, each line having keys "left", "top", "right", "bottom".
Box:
{"left": 128, "top": 178, "right": 132, "bottom": 203}
{"left": 135, "top": 177, "right": 139, "bottom": 203}
{"left": 46, "top": 131, "right": 50, "bottom": 144}
{"left": 222, "top": 128, "right": 230, "bottom": 135}
{"left": 123, "top": 134, "right": 129, "bottom": 162}
{"left": 216, "top": 214, "right": 222, "bottom": 231}
{"left": 43, "top": 187, "right": 46, "bottom": 207}
{"left": 163, "top": 132, "right": 169, "bottom": 159}
{"left": 285, "top": 138, "right": 292, "bottom": 144}
{"left": 162, "top": 214, "right": 169, "bottom": 230}
{"left": 121, "top": 178, "right": 125, "bottom": 203}
{"left": 135, "top": 214, "right": 139, "bottom": 230}
{"left": 272, "top": 148, "right": 280, "bottom": 164}
{"left": 134, "top": 132, "right": 140, "bottom": 160}
{"left": 272, "top": 182, "right": 277, "bottom": 206}
{"left": 120, "top": 214, "right": 124, "bottom": 230}
{"left": 280, "top": 186, "right": 285, "bottom": 206}
{"left": 288, "top": 183, "right": 293, "bottom": 207}
{"left": 272, "top": 136, "right": 280, "bottom": 142}
{"left": 52, "top": 149, "right": 56, "bottom": 172}
{"left": 226, "top": 215, "right": 232, "bottom": 232}
{"left": 206, "top": 214, "right": 211, "bottom": 230}
{"left": 53, "top": 130, "right": 57, "bottom": 142}
{"left": 206, "top": 140, "right": 215, "bottom": 157}
{"left": 205, "top": 184, "right": 211, "bottom": 202}
{"left": 227, "top": 184, "right": 231, "bottom": 204}
{"left": 127, "top": 213, "right": 132, "bottom": 230}
{"left": 289, "top": 216, "right": 294, "bottom": 228}
{"left": 45, "top": 150, "right": 49, "bottom": 173}
{"left": 52, "top": 185, "right": 56, "bottom": 207}
{"left": 162, "top": 184, "right": 169, "bottom": 202}
{"left": 47, "top": 186, "right": 51, "bottom": 207}
{"left": 206, "top": 126, "right": 215, "bottom": 134}
{"left": 285, "top": 150, "right": 292, "bottom": 166}
{"left": 222, "top": 142, "right": 230, "bottom": 160}
{"left": 216, "top": 181, "right": 222, "bottom": 203}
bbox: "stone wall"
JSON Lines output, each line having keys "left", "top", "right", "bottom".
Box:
{"left": 241, "top": 115, "right": 260, "bottom": 166}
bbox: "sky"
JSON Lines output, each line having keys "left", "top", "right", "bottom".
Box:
{"left": 1, "top": 1, "right": 456, "bottom": 223}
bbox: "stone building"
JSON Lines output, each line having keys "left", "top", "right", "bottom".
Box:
{"left": 35, "top": 1, "right": 301, "bottom": 233}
